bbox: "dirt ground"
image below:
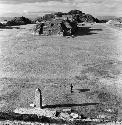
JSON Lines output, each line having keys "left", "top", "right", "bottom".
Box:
{"left": 0, "top": 23, "right": 122, "bottom": 121}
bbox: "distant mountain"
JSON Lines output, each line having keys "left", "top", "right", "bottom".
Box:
{"left": 97, "top": 16, "right": 117, "bottom": 21}
{"left": 97, "top": 16, "right": 122, "bottom": 23}
{"left": 0, "top": 17, "right": 13, "bottom": 22}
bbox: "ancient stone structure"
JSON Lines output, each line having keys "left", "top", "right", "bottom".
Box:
{"left": 33, "top": 19, "right": 78, "bottom": 36}
{"left": 34, "top": 88, "right": 42, "bottom": 108}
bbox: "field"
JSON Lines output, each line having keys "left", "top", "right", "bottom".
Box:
{"left": 0, "top": 23, "right": 122, "bottom": 124}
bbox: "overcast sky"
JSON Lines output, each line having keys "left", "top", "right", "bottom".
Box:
{"left": 0, "top": 0, "right": 122, "bottom": 17}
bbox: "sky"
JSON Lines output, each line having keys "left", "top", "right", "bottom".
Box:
{"left": 0, "top": 0, "right": 122, "bottom": 17}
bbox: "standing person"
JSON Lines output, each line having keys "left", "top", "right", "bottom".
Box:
{"left": 71, "top": 84, "right": 73, "bottom": 93}
{"left": 39, "top": 22, "right": 44, "bottom": 35}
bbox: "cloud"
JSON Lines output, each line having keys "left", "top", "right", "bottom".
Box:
{"left": 0, "top": 0, "right": 63, "bottom": 4}
{"left": 74, "top": 0, "right": 122, "bottom": 16}
{"left": 0, "top": 0, "right": 122, "bottom": 17}
{"left": 73, "top": 0, "right": 103, "bottom": 4}
{"left": 0, "top": 1, "right": 75, "bottom": 17}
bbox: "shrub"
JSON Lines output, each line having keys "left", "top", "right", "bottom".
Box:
{"left": 6, "top": 16, "right": 32, "bottom": 26}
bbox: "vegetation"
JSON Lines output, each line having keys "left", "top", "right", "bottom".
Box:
{"left": 6, "top": 16, "right": 32, "bottom": 26}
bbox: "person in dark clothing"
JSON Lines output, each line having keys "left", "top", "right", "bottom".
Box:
{"left": 39, "top": 23, "right": 44, "bottom": 35}
{"left": 71, "top": 84, "right": 73, "bottom": 93}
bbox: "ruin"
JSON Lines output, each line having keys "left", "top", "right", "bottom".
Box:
{"left": 34, "top": 88, "right": 42, "bottom": 109}
{"left": 33, "top": 19, "right": 78, "bottom": 36}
